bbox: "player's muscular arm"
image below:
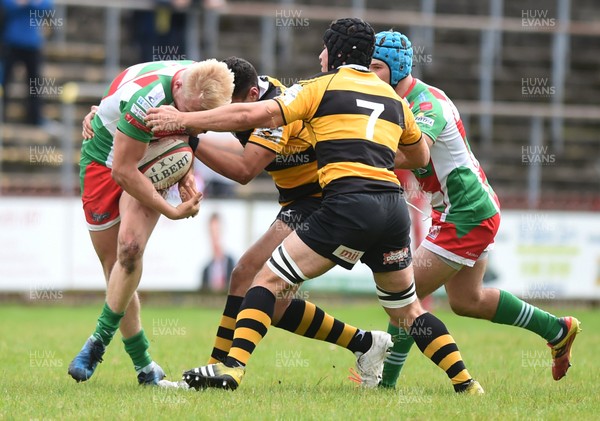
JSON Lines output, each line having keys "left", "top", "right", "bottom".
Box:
{"left": 111, "top": 130, "right": 200, "bottom": 219}
{"left": 395, "top": 133, "right": 432, "bottom": 169}
{"left": 196, "top": 137, "right": 275, "bottom": 185}
{"left": 145, "top": 100, "right": 285, "bottom": 135}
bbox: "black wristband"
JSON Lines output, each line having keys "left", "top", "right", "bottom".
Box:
{"left": 188, "top": 135, "right": 199, "bottom": 153}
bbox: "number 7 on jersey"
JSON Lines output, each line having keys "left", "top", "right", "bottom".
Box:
{"left": 356, "top": 99, "right": 384, "bottom": 141}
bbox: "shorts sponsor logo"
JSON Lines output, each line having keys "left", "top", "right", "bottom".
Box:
{"left": 427, "top": 225, "right": 441, "bottom": 240}
{"left": 332, "top": 245, "right": 364, "bottom": 265}
{"left": 90, "top": 211, "right": 110, "bottom": 223}
{"left": 415, "top": 116, "right": 435, "bottom": 127}
{"left": 383, "top": 247, "right": 410, "bottom": 265}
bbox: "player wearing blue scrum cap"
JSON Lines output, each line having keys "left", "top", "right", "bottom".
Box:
{"left": 370, "top": 30, "right": 581, "bottom": 389}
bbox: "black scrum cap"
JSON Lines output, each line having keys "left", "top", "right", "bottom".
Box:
{"left": 323, "top": 18, "right": 375, "bottom": 70}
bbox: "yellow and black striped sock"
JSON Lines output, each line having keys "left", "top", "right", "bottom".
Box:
{"left": 409, "top": 312, "right": 472, "bottom": 390}
{"left": 208, "top": 295, "right": 244, "bottom": 364}
{"left": 274, "top": 299, "right": 372, "bottom": 354}
{"left": 226, "top": 286, "right": 275, "bottom": 367}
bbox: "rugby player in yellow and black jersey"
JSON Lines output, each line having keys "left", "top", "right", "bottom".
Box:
{"left": 146, "top": 18, "right": 481, "bottom": 393}
{"left": 196, "top": 57, "right": 391, "bottom": 372}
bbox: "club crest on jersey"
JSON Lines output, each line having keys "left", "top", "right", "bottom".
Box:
{"left": 254, "top": 126, "right": 283, "bottom": 144}
{"left": 427, "top": 225, "right": 441, "bottom": 240}
{"left": 382, "top": 247, "right": 410, "bottom": 265}
{"left": 280, "top": 84, "right": 303, "bottom": 106}
{"left": 333, "top": 245, "right": 364, "bottom": 265}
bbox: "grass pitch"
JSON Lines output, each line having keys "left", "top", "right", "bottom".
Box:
{"left": 0, "top": 302, "right": 597, "bottom": 420}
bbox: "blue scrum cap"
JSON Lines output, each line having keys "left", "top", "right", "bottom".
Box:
{"left": 373, "top": 31, "right": 413, "bottom": 86}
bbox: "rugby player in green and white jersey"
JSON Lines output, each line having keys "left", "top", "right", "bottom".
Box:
{"left": 370, "top": 31, "right": 580, "bottom": 389}
{"left": 68, "top": 59, "right": 234, "bottom": 385}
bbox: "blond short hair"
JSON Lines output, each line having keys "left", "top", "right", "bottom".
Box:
{"left": 181, "top": 59, "right": 234, "bottom": 111}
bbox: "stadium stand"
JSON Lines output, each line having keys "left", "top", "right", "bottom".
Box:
{"left": 1, "top": 0, "right": 598, "bottom": 209}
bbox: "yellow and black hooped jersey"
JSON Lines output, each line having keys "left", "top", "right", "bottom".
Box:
{"left": 233, "top": 76, "right": 321, "bottom": 205}
{"left": 274, "top": 65, "right": 422, "bottom": 197}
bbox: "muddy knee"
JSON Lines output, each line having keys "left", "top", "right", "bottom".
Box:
{"left": 117, "top": 240, "right": 143, "bottom": 274}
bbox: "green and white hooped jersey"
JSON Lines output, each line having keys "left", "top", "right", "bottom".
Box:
{"left": 81, "top": 60, "right": 194, "bottom": 168}
{"left": 405, "top": 79, "right": 500, "bottom": 224}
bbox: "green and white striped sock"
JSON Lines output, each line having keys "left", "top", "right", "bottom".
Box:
{"left": 491, "top": 290, "right": 563, "bottom": 343}
{"left": 380, "top": 322, "right": 415, "bottom": 388}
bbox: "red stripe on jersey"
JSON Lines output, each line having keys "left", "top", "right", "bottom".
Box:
{"left": 427, "top": 86, "right": 447, "bottom": 101}
{"left": 135, "top": 74, "right": 159, "bottom": 88}
{"left": 104, "top": 69, "right": 128, "bottom": 99}
{"left": 125, "top": 113, "right": 151, "bottom": 133}
{"left": 456, "top": 118, "right": 467, "bottom": 139}
{"left": 420, "top": 102, "right": 433, "bottom": 111}
{"left": 477, "top": 165, "right": 500, "bottom": 209}
{"left": 402, "top": 78, "right": 418, "bottom": 98}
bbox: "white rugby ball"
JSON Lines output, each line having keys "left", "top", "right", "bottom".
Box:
{"left": 138, "top": 136, "right": 193, "bottom": 190}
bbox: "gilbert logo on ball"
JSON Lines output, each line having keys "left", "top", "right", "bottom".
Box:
{"left": 138, "top": 136, "right": 193, "bottom": 190}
